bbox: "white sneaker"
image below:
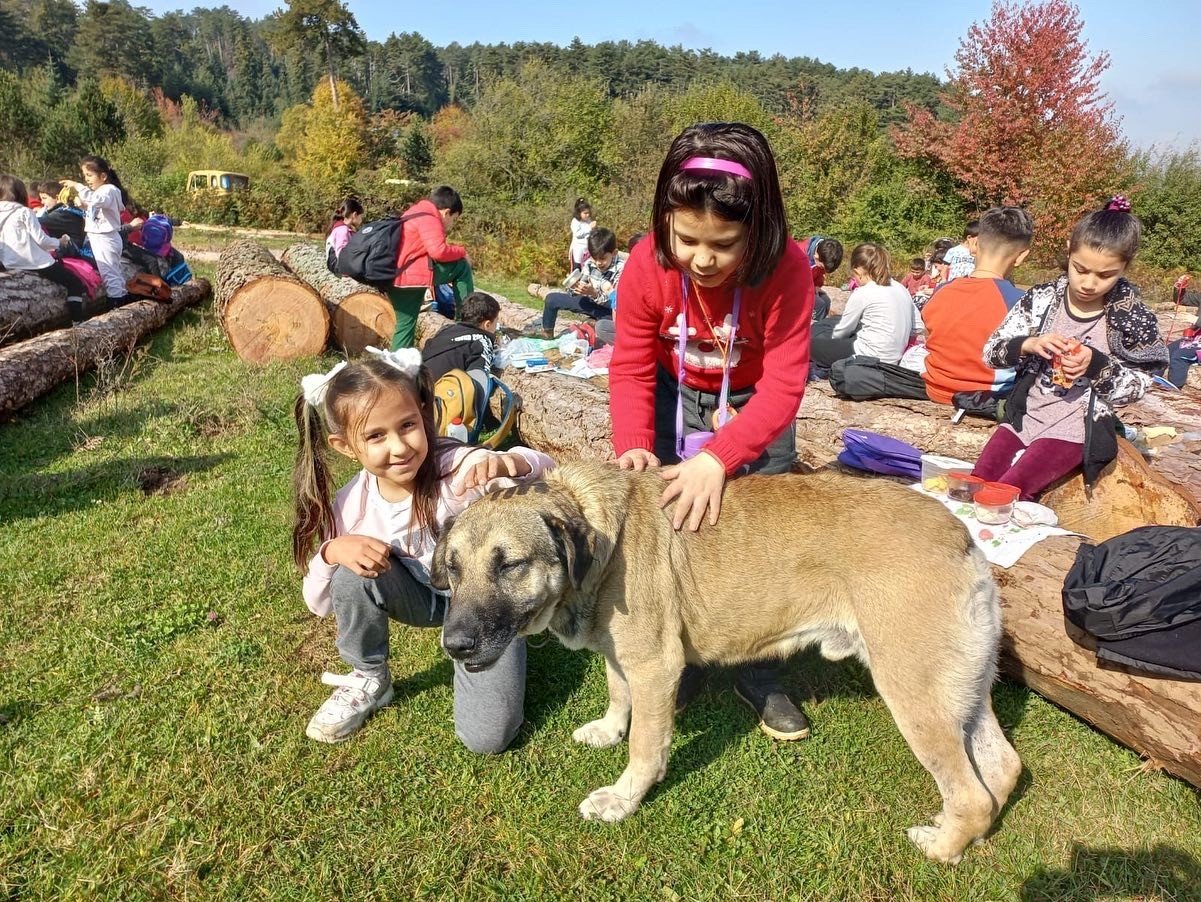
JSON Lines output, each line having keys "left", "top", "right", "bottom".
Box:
{"left": 305, "top": 669, "right": 394, "bottom": 743}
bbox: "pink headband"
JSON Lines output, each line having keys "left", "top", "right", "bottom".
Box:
{"left": 681, "top": 156, "right": 752, "bottom": 180}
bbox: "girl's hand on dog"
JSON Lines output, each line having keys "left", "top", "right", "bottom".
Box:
{"left": 616, "top": 449, "right": 660, "bottom": 471}
{"left": 453, "top": 451, "right": 532, "bottom": 494}
{"left": 659, "top": 451, "right": 726, "bottom": 532}
{"left": 324, "top": 535, "right": 392, "bottom": 578}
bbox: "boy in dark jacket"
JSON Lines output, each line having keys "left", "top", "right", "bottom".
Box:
{"left": 35, "top": 181, "right": 87, "bottom": 246}
{"left": 422, "top": 291, "right": 500, "bottom": 425}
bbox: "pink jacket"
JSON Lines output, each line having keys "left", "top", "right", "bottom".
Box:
{"left": 302, "top": 443, "right": 555, "bottom": 617}
{"left": 392, "top": 198, "right": 467, "bottom": 289}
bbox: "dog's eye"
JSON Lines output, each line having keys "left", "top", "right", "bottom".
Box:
{"left": 500, "top": 560, "right": 527, "bottom": 575}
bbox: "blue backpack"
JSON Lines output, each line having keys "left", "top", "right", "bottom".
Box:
{"left": 139, "top": 214, "right": 173, "bottom": 257}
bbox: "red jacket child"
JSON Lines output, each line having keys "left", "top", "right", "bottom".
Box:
{"left": 392, "top": 198, "right": 466, "bottom": 290}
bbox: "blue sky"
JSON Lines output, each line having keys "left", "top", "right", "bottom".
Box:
{"left": 153, "top": 0, "right": 1201, "bottom": 151}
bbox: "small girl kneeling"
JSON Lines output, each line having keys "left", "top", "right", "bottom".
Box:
{"left": 293, "top": 347, "right": 555, "bottom": 750}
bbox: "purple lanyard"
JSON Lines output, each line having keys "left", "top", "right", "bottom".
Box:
{"left": 676, "top": 274, "right": 742, "bottom": 458}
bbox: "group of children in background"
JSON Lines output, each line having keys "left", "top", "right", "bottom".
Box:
{"left": 1, "top": 156, "right": 189, "bottom": 322}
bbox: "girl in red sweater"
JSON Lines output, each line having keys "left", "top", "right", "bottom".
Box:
{"left": 608, "top": 122, "right": 815, "bottom": 741}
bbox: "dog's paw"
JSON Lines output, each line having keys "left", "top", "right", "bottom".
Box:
{"left": 906, "top": 825, "right": 964, "bottom": 865}
{"left": 578, "top": 786, "right": 638, "bottom": 823}
{"left": 572, "top": 718, "right": 626, "bottom": 748}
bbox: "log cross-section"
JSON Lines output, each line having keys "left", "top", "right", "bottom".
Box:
{"left": 280, "top": 242, "right": 395, "bottom": 355}
{"left": 215, "top": 240, "right": 328, "bottom": 363}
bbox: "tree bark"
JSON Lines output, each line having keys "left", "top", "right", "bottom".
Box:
{"left": 415, "top": 294, "right": 1201, "bottom": 788}
{"left": 1, "top": 263, "right": 137, "bottom": 347}
{"left": 215, "top": 240, "right": 328, "bottom": 364}
{"left": 0, "top": 279, "right": 211, "bottom": 420}
{"left": 280, "top": 242, "right": 395, "bottom": 355}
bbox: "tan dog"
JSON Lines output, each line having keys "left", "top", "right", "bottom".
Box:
{"left": 432, "top": 461, "right": 1021, "bottom": 864}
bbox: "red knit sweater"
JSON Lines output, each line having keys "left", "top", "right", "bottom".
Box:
{"left": 609, "top": 237, "right": 814, "bottom": 474}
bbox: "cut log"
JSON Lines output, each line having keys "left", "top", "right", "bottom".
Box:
{"left": 419, "top": 293, "right": 1201, "bottom": 788}
{"left": 1040, "top": 437, "right": 1201, "bottom": 540}
{"left": 280, "top": 242, "right": 395, "bottom": 355}
{"left": 0, "top": 262, "right": 138, "bottom": 346}
{"left": 0, "top": 279, "right": 211, "bottom": 420}
{"left": 215, "top": 240, "right": 327, "bottom": 363}
{"left": 1, "top": 271, "right": 78, "bottom": 345}
{"left": 995, "top": 537, "right": 1201, "bottom": 789}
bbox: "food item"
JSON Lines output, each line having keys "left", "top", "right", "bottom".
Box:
{"left": 946, "top": 471, "right": 985, "bottom": 502}
{"left": 923, "top": 475, "right": 949, "bottom": 494}
{"left": 1050, "top": 338, "right": 1082, "bottom": 388}
{"left": 974, "top": 483, "right": 1020, "bottom": 525}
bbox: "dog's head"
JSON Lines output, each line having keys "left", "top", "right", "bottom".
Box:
{"left": 432, "top": 490, "right": 594, "bottom": 672}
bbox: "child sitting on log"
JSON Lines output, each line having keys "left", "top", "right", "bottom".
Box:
{"left": 971, "top": 197, "right": 1169, "bottom": 500}
{"left": 0, "top": 174, "right": 89, "bottom": 323}
{"left": 526, "top": 227, "right": 627, "bottom": 339}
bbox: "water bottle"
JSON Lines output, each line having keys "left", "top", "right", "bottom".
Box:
{"left": 447, "top": 417, "right": 469, "bottom": 442}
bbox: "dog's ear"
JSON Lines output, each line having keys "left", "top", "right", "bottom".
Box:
{"left": 430, "top": 517, "right": 456, "bottom": 591}
{"left": 540, "top": 512, "right": 594, "bottom": 590}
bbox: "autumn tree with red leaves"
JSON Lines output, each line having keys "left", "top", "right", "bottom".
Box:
{"left": 894, "top": 0, "right": 1130, "bottom": 254}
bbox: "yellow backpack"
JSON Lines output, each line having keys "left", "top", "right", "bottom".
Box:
{"left": 433, "top": 369, "right": 477, "bottom": 437}
{"left": 433, "top": 369, "right": 520, "bottom": 449}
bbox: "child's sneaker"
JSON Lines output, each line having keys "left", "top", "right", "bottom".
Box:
{"left": 305, "top": 669, "right": 394, "bottom": 743}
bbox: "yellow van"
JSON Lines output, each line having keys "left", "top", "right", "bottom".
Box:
{"left": 187, "top": 170, "right": 250, "bottom": 194}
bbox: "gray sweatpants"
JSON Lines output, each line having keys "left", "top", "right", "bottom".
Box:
{"left": 330, "top": 558, "right": 526, "bottom": 755}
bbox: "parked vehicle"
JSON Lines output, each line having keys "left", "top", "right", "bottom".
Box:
{"left": 186, "top": 170, "right": 250, "bottom": 194}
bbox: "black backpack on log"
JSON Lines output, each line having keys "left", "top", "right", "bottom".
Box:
{"left": 1062, "top": 526, "right": 1201, "bottom": 680}
{"left": 337, "top": 211, "right": 431, "bottom": 287}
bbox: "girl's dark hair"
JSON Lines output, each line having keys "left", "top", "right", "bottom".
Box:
{"left": 332, "top": 195, "right": 364, "bottom": 224}
{"left": 573, "top": 197, "right": 591, "bottom": 218}
{"left": 651, "top": 122, "right": 788, "bottom": 287}
{"left": 80, "top": 155, "right": 132, "bottom": 209}
{"left": 1068, "top": 197, "right": 1142, "bottom": 264}
{"left": 849, "top": 243, "right": 893, "bottom": 286}
{"left": 0, "top": 173, "right": 29, "bottom": 205}
{"left": 292, "top": 357, "right": 443, "bottom": 571}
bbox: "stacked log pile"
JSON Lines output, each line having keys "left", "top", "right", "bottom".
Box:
{"left": 215, "top": 240, "right": 327, "bottom": 363}
{"left": 414, "top": 295, "right": 1201, "bottom": 789}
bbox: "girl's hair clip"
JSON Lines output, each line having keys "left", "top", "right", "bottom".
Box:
{"left": 300, "top": 361, "right": 347, "bottom": 410}
{"left": 1106, "top": 195, "right": 1132, "bottom": 213}
{"left": 365, "top": 345, "right": 423, "bottom": 379}
{"left": 680, "top": 156, "right": 752, "bottom": 180}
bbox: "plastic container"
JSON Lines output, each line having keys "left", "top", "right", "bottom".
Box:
{"left": 946, "top": 471, "right": 985, "bottom": 502}
{"left": 920, "top": 454, "right": 974, "bottom": 495}
{"left": 974, "top": 483, "right": 1019, "bottom": 525}
{"left": 447, "top": 417, "right": 469, "bottom": 442}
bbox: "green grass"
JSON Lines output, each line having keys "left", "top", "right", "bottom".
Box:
{"left": 1, "top": 273, "right": 1199, "bottom": 899}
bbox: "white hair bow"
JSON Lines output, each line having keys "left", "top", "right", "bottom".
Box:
{"left": 300, "top": 361, "right": 347, "bottom": 410}
{"left": 365, "top": 346, "right": 423, "bottom": 378}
